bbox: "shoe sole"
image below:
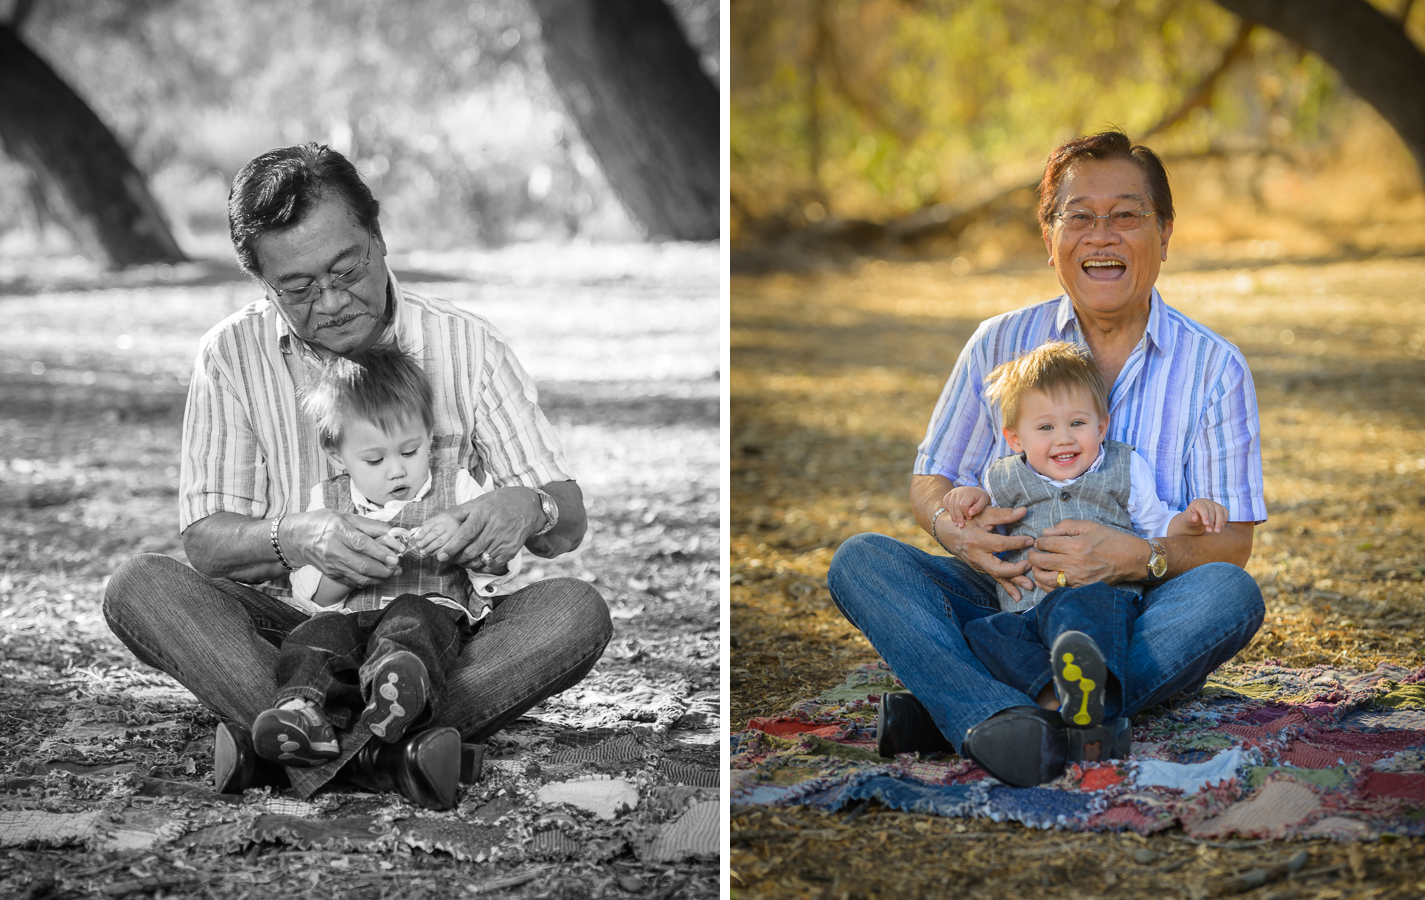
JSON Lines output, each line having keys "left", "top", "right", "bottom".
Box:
{"left": 214, "top": 722, "right": 245, "bottom": 792}
{"left": 1052, "top": 631, "right": 1106, "bottom": 728}
{"left": 361, "top": 651, "right": 429, "bottom": 742}
{"left": 963, "top": 712, "right": 1068, "bottom": 787}
{"left": 252, "top": 708, "right": 340, "bottom": 766}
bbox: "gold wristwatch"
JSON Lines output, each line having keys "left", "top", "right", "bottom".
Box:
{"left": 1145, "top": 538, "right": 1168, "bottom": 581}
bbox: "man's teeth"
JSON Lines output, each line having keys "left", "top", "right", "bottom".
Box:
{"left": 1083, "top": 260, "right": 1123, "bottom": 267}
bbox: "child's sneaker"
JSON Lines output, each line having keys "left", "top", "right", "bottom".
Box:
{"left": 252, "top": 698, "right": 340, "bottom": 766}
{"left": 1051, "top": 631, "right": 1107, "bottom": 729}
{"left": 359, "top": 650, "right": 429, "bottom": 743}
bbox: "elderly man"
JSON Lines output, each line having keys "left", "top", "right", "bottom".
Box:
{"left": 103, "top": 143, "right": 611, "bottom": 809}
{"left": 828, "top": 131, "right": 1266, "bottom": 786}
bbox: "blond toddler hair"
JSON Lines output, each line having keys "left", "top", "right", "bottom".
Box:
{"left": 982, "top": 341, "right": 1108, "bottom": 429}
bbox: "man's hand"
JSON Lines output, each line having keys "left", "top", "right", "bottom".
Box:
{"left": 932, "top": 492, "right": 1036, "bottom": 601}
{"left": 283, "top": 509, "right": 403, "bottom": 587}
{"left": 422, "top": 488, "right": 543, "bottom": 571}
{"left": 1027, "top": 519, "right": 1145, "bottom": 591}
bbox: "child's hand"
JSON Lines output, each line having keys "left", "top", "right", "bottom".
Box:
{"left": 1170, "top": 498, "right": 1230, "bottom": 536}
{"left": 944, "top": 486, "right": 992, "bottom": 527}
{"left": 410, "top": 513, "right": 461, "bottom": 558}
{"left": 380, "top": 528, "right": 413, "bottom": 555}
{"left": 1186, "top": 498, "right": 1229, "bottom": 534}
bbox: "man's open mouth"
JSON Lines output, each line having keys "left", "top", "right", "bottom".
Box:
{"left": 1081, "top": 259, "right": 1125, "bottom": 280}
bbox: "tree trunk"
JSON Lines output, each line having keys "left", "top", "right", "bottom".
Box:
{"left": 529, "top": 0, "right": 719, "bottom": 241}
{"left": 0, "top": 23, "right": 185, "bottom": 269}
{"left": 1214, "top": 0, "right": 1425, "bottom": 184}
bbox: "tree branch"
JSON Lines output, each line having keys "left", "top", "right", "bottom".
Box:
{"left": 1143, "top": 20, "right": 1256, "bottom": 139}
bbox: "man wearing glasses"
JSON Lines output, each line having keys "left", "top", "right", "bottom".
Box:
{"left": 103, "top": 143, "right": 611, "bottom": 809}
{"left": 828, "top": 130, "right": 1266, "bottom": 786}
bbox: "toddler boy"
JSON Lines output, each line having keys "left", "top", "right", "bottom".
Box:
{"left": 943, "top": 341, "right": 1226, "bottom": 741}
{"left": 251, "top": 346, "right": 520, "bottom": 765}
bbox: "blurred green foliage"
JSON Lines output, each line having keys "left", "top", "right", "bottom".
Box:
{"left": 1, "top": 0, "right": 719, "bottom": 255}
{"left": 730, "top": 0, "right": 1400, "bottom": 236}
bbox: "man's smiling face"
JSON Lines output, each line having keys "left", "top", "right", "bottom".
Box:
{"left": 1044, "top": 157, "right": 1173, "bottom": 319}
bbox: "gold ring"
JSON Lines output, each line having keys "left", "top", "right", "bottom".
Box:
{"left": 1057, "top": 571, "right": 1068, "bottom": 588}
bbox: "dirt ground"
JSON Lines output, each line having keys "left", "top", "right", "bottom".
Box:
{"left": 730, "top": 253, "right": 1425, "bottom": 898}
{"left": 0, "top": 243, "right": 719, "bottom": 898}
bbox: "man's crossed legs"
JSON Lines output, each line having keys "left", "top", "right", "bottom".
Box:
{"left": 827, "top": 533, "right": 1264, "bottom": 783}
{"left": 103, "top": 554, "right": 612, "bottom": 806}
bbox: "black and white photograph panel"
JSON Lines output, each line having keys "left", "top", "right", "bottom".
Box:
{"left": 0, "top": 0, "right": 720, "bottom": 895}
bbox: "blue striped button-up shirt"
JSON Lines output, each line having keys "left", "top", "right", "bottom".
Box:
{"left": 914, "top": 288, "right": 1267, "bottom": 522}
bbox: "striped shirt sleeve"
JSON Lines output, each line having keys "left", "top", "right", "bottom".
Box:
{"left": 1184, "top": 352, "right": 1267, "bottom": 522}
{"left": 913, "top": 320, "right": 998, "bottom": 486}
{"left": 471, "top": 319, "right": 572, "bottom": 489}
{"left": 178, "top": 331, "right": 268, "bottom": 532}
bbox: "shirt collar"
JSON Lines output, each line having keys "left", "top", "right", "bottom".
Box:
{"left": 276, "top": 265, "right": 407, "bottom": 359}
{"left": 1052, "top": 286, "right": 1171, "bottom": 355}
{"left": 348, "top": 470, "right": 434, "bottom": 519}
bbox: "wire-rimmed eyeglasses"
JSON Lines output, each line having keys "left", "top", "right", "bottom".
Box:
{"left": 262, "top": 232, "right": 374, "bottom": 306}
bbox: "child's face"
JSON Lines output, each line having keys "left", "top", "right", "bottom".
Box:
{"left": 327, "top": 415, "right": 432, "bottom": 506}
{"left": 1003, "top": 385, "right": 1108, "bottom": 481}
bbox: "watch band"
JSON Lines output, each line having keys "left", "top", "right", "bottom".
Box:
{"left": 532, "top": 488, "right": 558, "bottom": 537}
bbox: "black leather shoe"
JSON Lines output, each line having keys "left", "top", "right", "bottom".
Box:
{"left": 1066, "top": 716, "right": 1132, "bottom": 763}
{"left": 962, "top": 706, "right": 1069, "bottom": 787}
{"left": 876, "top": 691, "right": 958, "bottom": 758}
{"left": 460, "top": 742, "right": 485, "bottom": 784}
{"left": 1052, "top": 631, "right": 1107, "bottom": 729}
{"left": 342, "top": 726, "right": 461, "bottom": 810}
{"left": 213, "top": 722, "right": 291, "bottom": 794}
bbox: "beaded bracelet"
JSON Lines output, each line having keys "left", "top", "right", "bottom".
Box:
{"left": 270, "top": 514, "right": 295, "bottom": 572}
{"left": 929, "top": 506, "right": 953, "bottom": 554}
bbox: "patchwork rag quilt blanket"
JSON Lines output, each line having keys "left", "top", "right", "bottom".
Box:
{"left": 730, "top": 660, "right": 1425, "bottom": 840}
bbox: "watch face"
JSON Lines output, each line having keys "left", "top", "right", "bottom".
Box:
{"left": 1150, "top": 555, "right": 1167, "bottom": 579}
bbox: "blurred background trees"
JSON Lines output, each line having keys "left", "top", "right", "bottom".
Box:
{"left": 731, "top": 0, "right": 1425, "bottom": 265}
{"left": 0, "top": 0, "right": 719, "bottom": 269}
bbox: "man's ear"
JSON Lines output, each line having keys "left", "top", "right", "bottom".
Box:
{"left": 1003, "top": 426, "right": 1023, "bottom": 454}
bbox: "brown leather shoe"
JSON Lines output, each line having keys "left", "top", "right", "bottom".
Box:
{"left": 342, "top": 726, "right": 461, "bottom": 810}
{"left": 213, "top": 722, "right": 290, "bottom": 794}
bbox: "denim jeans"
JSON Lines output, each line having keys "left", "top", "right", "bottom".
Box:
{"left": 963, "top": 582, "right": 1147, "bottom": 718}
{"left": 826, "top": 533, "right": 1264, "bottom": 753}
{"left": 276, "top": 594, "right": 472, "bottom": 730}
{"left": 103, "top": 554, "right": 612, "bottom": 798}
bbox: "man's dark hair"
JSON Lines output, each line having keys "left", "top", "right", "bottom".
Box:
{"left": 301, "top": 345, "right": 434, "bottom": 451}
{"left": 228, "top": 142, "right": 382, "bottom": 277}
{"left": 1037, "top": 130, "right": 1174, "bottom": 232}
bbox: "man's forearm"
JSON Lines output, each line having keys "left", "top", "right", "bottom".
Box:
{"left": 1157, "top": 522, "right": 1254, "bottom": 580}
{"left": 910, "top": 474, "right": 955, "bottom": 535}
{"left": 183, "top": 512, "right": 285, "bottom": 583}
{"left": 525, "top": 480, "right": 587, "bottom": 558}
